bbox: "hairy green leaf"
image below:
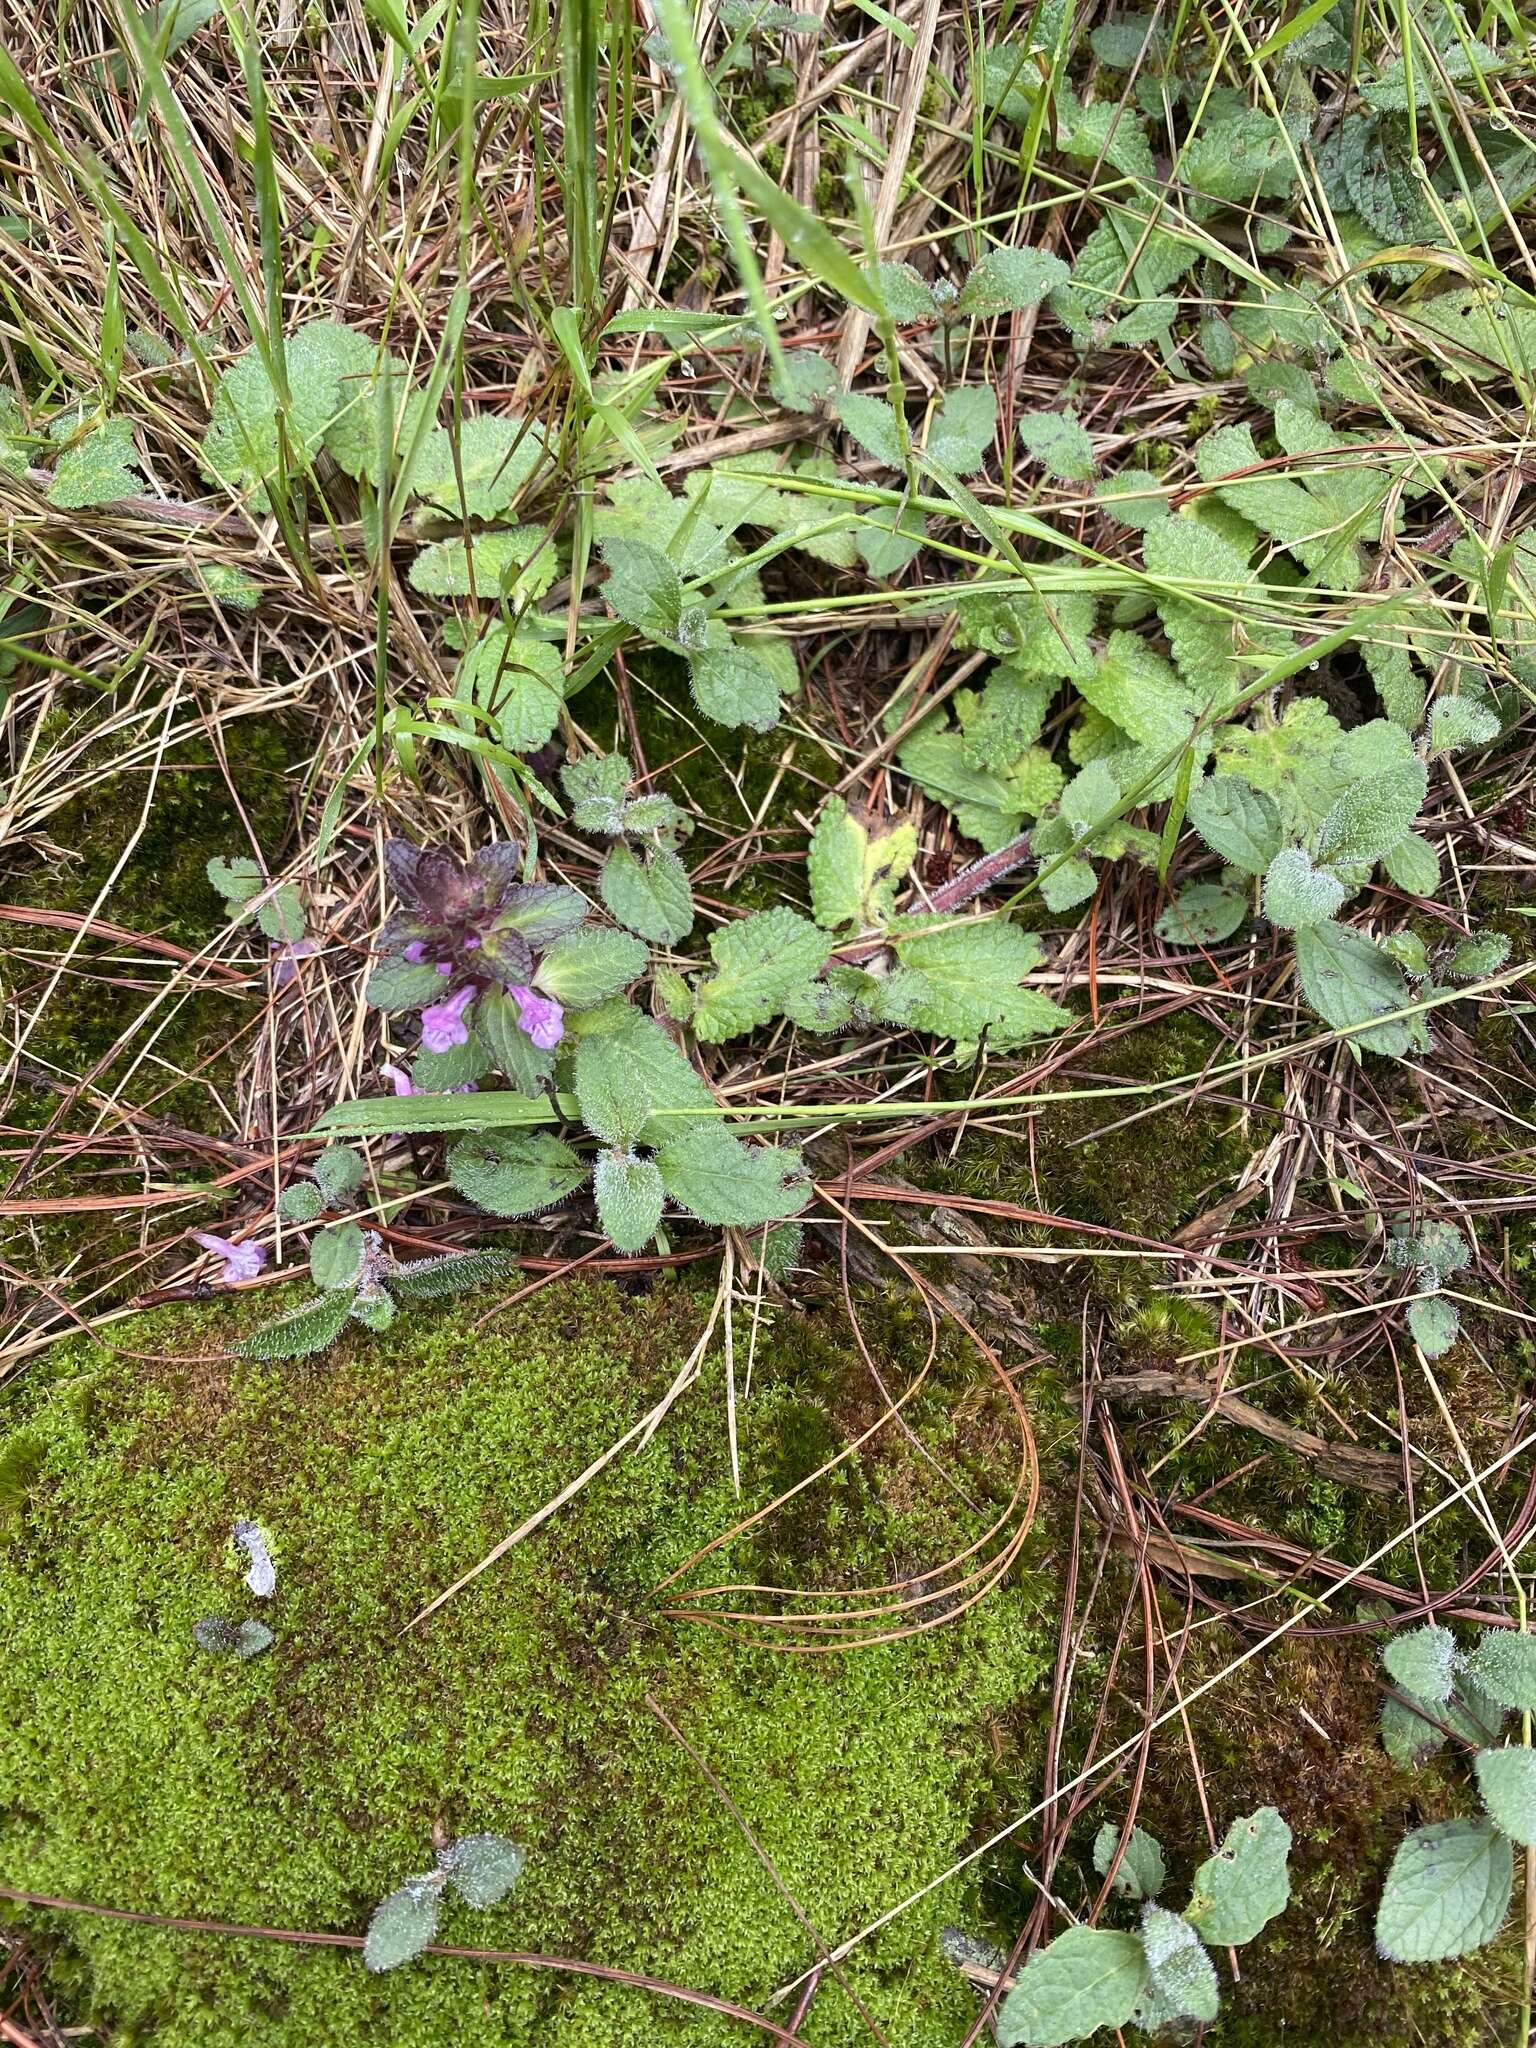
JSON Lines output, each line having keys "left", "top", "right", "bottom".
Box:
{"left": 310, "top": 1221, "right": 365, "bottom": 1293}
{"left": 533, "top": 927, "right": 648, "bottom": 1007}
{"left": 232, "top": 1287, "right": 354, "bottom": 1359}
{"left": 1465, "top": 1631, "right": 1536, "bottom": 1713}
{"left": 1383, "top": 1624, "right": 1458, "bottom": 1705}
{"left": 1186, "top": 777, "right": 1283, "bottom": 875}
{"left": 1263, "top": 847, "right": 1346, "bottom": 930}
{"left": 883, "top": 918, "right": 1072, "bottom": 1049}
{"left": 956, "top": 246, "right": 1070, "bottom": 316}
{"left": 594, "top": 1150, "right": 665, "bottom": 1251}
{"left": 1136, "top": 1904, "right": 1219, "bottom": 2027}
{"left": 601, "top": 843, "right": 694, "bottom": 944}
{"left": 1017, "top": 407, "right": 1094, "bottom": 481}
{"left": 1293, "top": 921, "right": 1418, "bottom": 1056}
{"left": 47, "top": 416, "right": 142, "bottom": 507}
{"left": 363, "top": 1877, "right": 442, "bottom": 1973}
{"left": 1092, "top": 1822, "right": 1166, "bottom": 1902}
{"left": 996, "top": 1927, "right": 1148, "bottom": 2048}
{"left": 1185, "top": 1807, "right": 1291, "bottom": 1946}
{"left": 1375, "top": 1818, "right": 1512, "bottom": 1963}
{"left": 447, "top": 1132, "right": 587, "bottom": 1217}
{"left": 1315, "top": 761, "right": 1427, "bottom": 865}
{"left": 1155, "top": 882, "right": 1249, "bottom": 946}
{"left": 654, "top": 1124, "right": 808, "bottom": 1227}
{"left": 441, "top": 1833, "right": 527, "bottom": 1909}
{"left": 1474, "top": 1748, "right": 1536, "bottom": 1847}
{"left": 692, "top": 907, "right": 832, "bottom": 1042}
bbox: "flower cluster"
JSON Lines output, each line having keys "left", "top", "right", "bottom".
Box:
{"left": 377, "top": 839, "right": 588, "bottom": 1059}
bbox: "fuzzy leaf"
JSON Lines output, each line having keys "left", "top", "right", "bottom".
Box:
{"left": 278, "top": 1181, "right": 325, "bottom": 1223}
{"left": 1447, "top": 932, "right": 1512, "bottom": 981}
{"left": 692, "top": 908, "right": 832, "bottom": 1043}
{"left": 447, "top": 1131, "right": 587, "bottom": 1217}
{"left": 1185, "top": 1807, "right": 1291, "bottom": 1946}
{"left": 601, "top": 843, "right": 694, "bottom": 944}
{"left": 1474, "top": 1748, "right": 1536, "bottom": 1847}
{"left": 365, "top": 955, "right": 454, "bottom": 1012}
{"left": 1375, "top": 1819, "right": 1512, "bottom": 1963}
{"left": 1407, "top": 1295, "right": 1460, "bottom": 1358}
{"left": 412, "top": 414, "right": 545, "bottom": 520}
{"left": 201, "top": 319, "right": 376, "bottom": 509}
{"left": 1092, "top": 1822, "right": 1166, "bottom": 1902}
{"left": 884, "top": 917, "right": 1072, "bottom": 1049}
{"left": 1186, "top": 777, "right": 1283, "bottom": 875}
{"left": 314, "top": 1144, "right": 364, "bottom": 1202}
{"left": 1294, "top": 922, "right": 1418, "bottom": 1056}
{"left": 995, "top": 1927, "right": 1148, "bottom": 2048}
{"left": 534, "top": 927, "right": 648, "bottom": 1008}
{"left": 1465, "top": 1632, "right": 1536, "bottom": 1713}
{"left": 594, "top": 1150, "right": 665, "bottom": 1252}
{"left": 232, "top": 1288, "right": 354, "bottom": 1359}
{"left": 309, "top": 1222, "right": 365, "bottom": 1292}
{"left": 47, "top": 417, "right": 143, "bottom": 507}
{"left": 927, "top": 385, "right": 998, "bottom": 476}
{"left": 1096, "top": 466, "right": 1168, "bottom": 529}
{"left": 364, "top": 1878, "right": 442, "bottom": 1973}
{"left": 1315, "top": 761, "right": 1428, "bottom": 865}
{"left": 1383, "top": 1624, "right": 1458, "bottom": 1706}
{"left": 870, "top": 260, "right": 938, "bottom": 321}
{"left": 956, "top": 246, "right": 1069, "bottom": 316}
{"left": 808, "top": 797, "right": 916, "bottom": 931}
{"left": 1155, "top": 883, "right": 1248, "bottom": 946}
{"left": 458, "top": 627, "right": 567, "bottom": 752}
{"left": 689, "top": 639, "right": 782, "bottom": 732}
{"left": 1263, "top": 847, "right": 1347, "bottom": 930}
{"left": 207, "top": 855, "right": 264, "bottom": 906}
{"left": 1017, "top": 407, "right": 1094, "bottom": 482}
{"left": 1136, "top": 1905, "right": 1219, "bottom": 2027}
{"left": 387, "top": 1249, "right": 520, "bottom": 1299}
{"left": 654, "top": 1125, "right": 807, "bottom": 1227}
{"left": 836, "top": 391, "right": 905, "bottom": 468}
{"left": 1429, "top": 696, "right": 1500, "bottom": 751}
{"left": 409, "top": 525, "right": 557, "bottom": 603}
{"left": 1382, "top": 831, "right": 1440, "bottom": 897}
{"left": 440, "top": 1832, "right": 527, "bottom": 1909}
{"left": 256, "top": 885, "right": 306, "bottom": 943}
{"left": 599, "top": 535, "right": 685, "bottom": 644}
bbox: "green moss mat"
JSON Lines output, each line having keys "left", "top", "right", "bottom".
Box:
{"left": 0, "top": 1281, "right": 1051, "bottom": 2047}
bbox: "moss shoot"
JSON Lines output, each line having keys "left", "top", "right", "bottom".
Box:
{"left": 0, "top": 1280, "right": 1052, "bottom": 2048}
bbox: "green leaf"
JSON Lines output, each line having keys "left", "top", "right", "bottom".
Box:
{"left": 310, "top": 1222, "right": 365, "bottom": 1292}
{"left": 1186, "top": 777, "right": 1283, "bottom": 876}
{"left": 1447, "top": 932, "right": 1512, "bottom": 980}
{"left": 474, "top": 989, "right": 556, "bottom": 1092}
{"left": 1092, "top": 1822, "right": 1166, "bottom": 1902}
{"left": 1315, "top": 762, "right": 1428, "bottom": 865}
{"left": 447, "top": 1131, "right": 587, "bottom": 1217}
{"left": 1383, "top": 1624, "right": 1458, "bottom": 1705}
{"left": 601, "top": 843, "right": 694, "bottom": 944}
{"left": 1185, "top": 1807, "right": 1292, "bottom": 1946}
{"left": 955, "top": 246, "right": 1069, "bottom": 316}
{"left": 350, "top": 1288, "right": 396, "bottom": 1333}
{"left": 1429, "top": 696, "right": 1500, "bottom": 751}
{"left": 1474, "top": 1748, "right": 1536, "bottom": 1847}
{"left": 1465, "top": 1632, "right": 1536, "bottom": 1713}
{"left": 1375, "top": 1819, "right": 1512, "bottom": 1963}
{"left": 363, "top": 1878, "right": 441, "bottom": 1973}
{"left": 808, "top": 796, "right": 916, "bottom": 930}
{"left": 412, "top": 413, "right": 545, "bottom": 520}
{"left": 598, "top": 535, "right": 684, "bottom": 643}
{"left": 46, "top": 417, "right": 142, "bottom": 507}
{"left": 692, "top": 907, "right": 832, "bottom": 1043}
{"left": 1095, "top": 466, "right": 1167, "bottom": 529}
{"left": 231, "top": 1288, "right": 354, "bottom": 1359}
{"left": 314, "top": 1144, "right": 364, "bottom": 1202}
{"left": 883, "top": 918, "right": 1072, "bottom": 1049}
{"left": 836, "top": 391, "right": 905, "bottom": 468}
{"left": 365, "top": 955, "right": 453, "bottom": 1012}
{"left": 1017, "top": 407, "right": 1094, "bottom": 482}
{"left": 1136, "top": 1905, "right": 1219, "bottom": 2027}
{"left": 409, "top": 525, "right": 557, "bottom": 603}
{"left": 441, "top": 1833, "right": 526, "bottom": 1909}
{"left": 278, "top": 1181, "right": 324, "bottom": 1223}
{"left": 594, "top": 1150, "right": 665, "bottom": 1251}
{"left": 1263, "top": 848, "right": 1347, "bottom": 930}
{"left": 927, "top": 385, "right": 998, "bottom": 476}
{"left": 1382, "top": 831, "right": 1440, "bottom": 897}
{"left": 387, "top": 1249, "right": 521, "bottom": 1300}
{"left": 1155, "top": 883, "right": 1248, "bottom": 946}
{"left": 689, "top": 639, "right": 782, "bottom": 732}
{"left": 654, "top": 1125, "right": 808, "bottom": 1227}
{"left": 1075, "top": 630, "right": 1202, "bottom": 755}
{"left": 255, "top": 885, "right": 306, "bottom": 944}
{"left": 1407, "top": 1295, "right": 1460, "bottom": 1358}
{"left": 870, "top": 260, "right": 937, "bottom": 322}
{"left": 201, "top": 319, "right": 376, "bottom": 510}
{"left": 995, "top": 1927, "right": 1148, "bottom": 2048}
{"left": 1293, "top": 922, "right": 1418, "bottom": 1056}
{"left": 534, "top": 927, "right": 648, "bottom": 1007}
{"left": 563, "top": 750, "right": 633, "bottom": 835}
{"left": 207, "top": 854, "right": 264, "bottom": 906}
{"left": 458, "top": 626, "right": 567, "bottom": 751}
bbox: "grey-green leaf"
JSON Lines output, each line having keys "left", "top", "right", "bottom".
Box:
{"left": 1154, "top": 882, "right": 1249, "bottom": 946}
{"left": 1186, "top": 777, "right": 1283, "bottom": 875}
{"left": 533, "top": 927, "right": 648, "bottom": 1008}
{"left": 1185, "top": 1807, "right": 1292, "bottom": 1946}
{"left": 363, "top": 1877, "right": 442, "bottom": 1973}
{"left": 599, "top": 535, "right": 684, "bottom": 644}
{"left": 1092, "top": 1821, "right": 1166, "bottom": 1902}
{"left": 1374, "top": 1818, "right": 1512, "bottom": 1962}
{"left": 447, "top": 1132, "right": 588, "bottom": 1217}
{"left": 1137, "top": 1904, "right": 1219, "bottom": 2026}
{"left": 314, "top": 1143, "right": 365, "bottom": 1202}
{"left": 995, "top": 1927, "right": 1148, "bottom": 2048}
{"left": 1017, "top": 407, "right": 1094, "bottom": 482}
{"left": 594, "top": 1150, "right": 666, "bottom": 1252}
{"left": 600, "top": 843, "right": 694, "bottom": 944}
{"left": 1383, "top": 1624, "right": 1458, "bottom": 1704}
{"left": 1314, "top": 760, "right": 1428, "bottom": 865}
{"left": 1465, "top": 1631, "right": 1536, "bottom": 1713}
{"left": 277, "top": 1181, "right": 324, "bottom": 1223}
{"left": 689, "top": 641, "right": 782, "bottom": 732}
{"left": 231, "top": 1288, "right": 354, "bottom": 1359}
{"left": 1263, "top": 847, "right": 1347, "bottom": 930}
{"left": 310, "top": 1221, "right": 365, "bottom": 1293}
{"left": 1293, "top": 922, "right": 1417, "bottom": 1056}
{"left": 441, "top": 1832, "right": 527, "bottom": 1909}
{"left": 1474, "top": 1748, "right": 1536, "bottom": 1847}
{"left": 1407, "top": 1294, "right": 1460, "bottom": 1358}
{"left": 956, "top": 245, "right": 1069, "bottom": 316}
{"left": 654, "top": 1125, "right": 808, "bottom": 1227}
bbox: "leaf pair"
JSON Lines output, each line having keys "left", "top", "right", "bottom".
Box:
{"left": 207, "top": 854, "right": 306, "bottom": 946}
{"left": 562, "top": 752, "right": 696, "bottom": 946}
{"left": 364, "top": 1833, "right": 526, "bottom": 1973}
{"left": 598, "top": 534, "right": 786, "bottom": 733}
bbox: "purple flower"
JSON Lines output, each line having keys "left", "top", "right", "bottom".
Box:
{"left": 420, "top": 984, "right": 476, "bottom": 1054}
{"left": 380, "top": 1063, "right": 418, "bottom": 1096}
{"left": 192, "top": 1232, "right": 267, "bottom": 1285}
{"left": 511, "top": 984, "right": 564, "bottom": 1050}
{"left": 403, "top": 940, "right": 428, "bottom": 963}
